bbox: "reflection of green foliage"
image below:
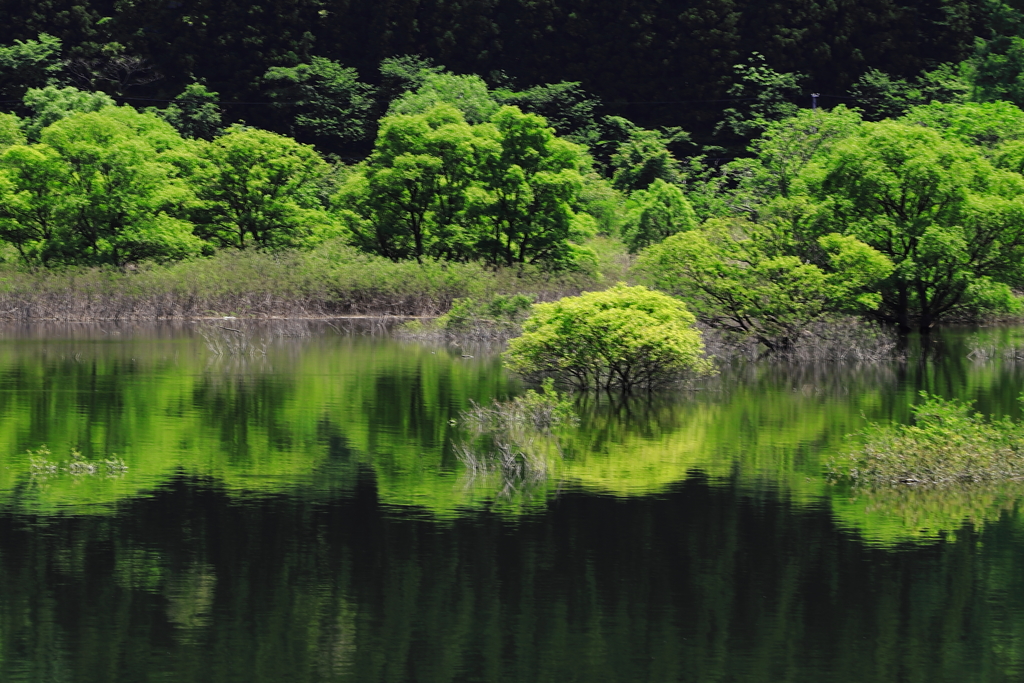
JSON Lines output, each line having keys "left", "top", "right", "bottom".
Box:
{"left": 0, "top": 333, "right": 514, "bottom": 515}
{"left": 434, "top": 294, "right": 535, "bottom": 334}
{"left": 4, "top": 327, "right": 1024, "bottom": 547}
{"left": 830, "top": 481, "right": 1024, "bottom": 546}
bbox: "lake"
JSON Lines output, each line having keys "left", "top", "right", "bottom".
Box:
{"left": 2, "top": 322, "right": 1024, "bottom": 682}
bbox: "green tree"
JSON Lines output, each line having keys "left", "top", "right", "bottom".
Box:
{"left": 899, "top": 100, "right": 1024, "bottom": 154}
{"left": 809, "top": 120, "right": 1024, "bottom": 332}
{"left": 389, "top": 72, "right": 500, "bottom": 124}
{"left": 636, "top": 219, "right": 893, "bottom": 350}
{"left": 0, "top": 113, "right": 23, "bottom": 149}
{"left": 377, "top": 55, "right": 446, "bottom": 108}
{"left": 621, "top": 179, "right": 697, "bottom": 253}
{"left": 335, "top": 105, "right": 485, "bottom": 262}
{"left": 474, "top": 106, "right": 591, "bottom": 268}
{"left": 497, "top": 81, "right": 603, "bottom": 147}
{"left": 338, "top": 104, "right": 594, "bottom": 269}
{"left": 607, "top": 117, "right": 686, "bottom": 192}
{"left": 968, "top": 2, "right": 1024, "bottom": 106}
{"left": 262, "top": 57, "right": 376, "bottom": 148}
{"left": 848, "top": 64, "right": 969, "bottom": 121}
{"left": 21, "top": 85, "right": 115, "bottom": 141}
{"left": 733, "top": 106, "right": 863, "bottom": 205}
{"left": 504, "top": 284, "right": 712, "bottom": 391}
{"left": 0, "top": 33, "right": 62, "bottom": 102}
{"left": 193, "top": 127, "right": 335, "bottom": 251}
{"left": 0, "top": 144, "right": 69, "bottom": 263}
{"left": 156, "top": 82, "right": 223, "bottom": 140}
{"left": 717, "top": 53, "right": 805, "bottom": 138}
{"left": 0, "top": 107, "right": 201, "bottom": 266}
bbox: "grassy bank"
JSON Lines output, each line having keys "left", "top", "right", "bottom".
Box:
{"left": 0, "top": 241, "right": 611, "bottom": 321}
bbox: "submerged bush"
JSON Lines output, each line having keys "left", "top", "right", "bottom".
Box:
{"left": 504, "top": 284, "right": 713, "bottom": 391}
{"left": 829, "top": 393, "right": 1024, "bottom": 486}
{"left": 454, "top": 379, "right": 577, "bottom": 497}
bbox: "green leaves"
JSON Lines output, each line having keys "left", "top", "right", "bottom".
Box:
{"left": 809, "top": 118, "right": 1024, "bottom": 330}
{"left": 621, "top": 179, "right": 697, "bottom": 253}
{"left": 831, "top": 393, "right": 1024, "bottom": 487}
{"left": 636, "top": 219, "right": 893, "bottom": 350}
{"left": 0, "top": 106, "right": 202, "bottom": 266}
{"left": 192, "top": 127, "right": 336, "bottom": 251}
{"left": 504, "top": 284, "right": 712, "bottom": 391}
{"left": 262, "top": 57, "right": 375, "bottom": 146}
{"left": 338, "top": 104, "right": 593, "bottom": 269}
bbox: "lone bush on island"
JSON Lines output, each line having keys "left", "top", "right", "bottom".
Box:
{"left": 503, "top": 284, "right": 713, "bottom": 392}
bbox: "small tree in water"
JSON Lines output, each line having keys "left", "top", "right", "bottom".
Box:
{"left": 504, "top": 284, "right": 712, "bottom": 392}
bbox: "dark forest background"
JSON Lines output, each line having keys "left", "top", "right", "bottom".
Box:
{"left": 0, "top": 0, "right": 990, "bottom": 138}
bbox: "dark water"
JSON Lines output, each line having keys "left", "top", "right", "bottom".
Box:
{"left": 2, "top": 323, "right": 1024, "bottom": 682}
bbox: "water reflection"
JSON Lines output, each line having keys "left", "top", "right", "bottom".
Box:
{"left": 4, "top": 476, "right": 1024, "bottom": 682}
{"left": 0, "top": 324, "right": 1024, "bottom": 680}
{"left": 0, "top": 323, "right": 1023, "bottom": 542}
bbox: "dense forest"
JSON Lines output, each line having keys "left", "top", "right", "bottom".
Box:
{"left": 4, "top": 1, "right": 1024, "bottom": 336}
{"left": 0, "top": 0, "right": 996, "bottom": 140}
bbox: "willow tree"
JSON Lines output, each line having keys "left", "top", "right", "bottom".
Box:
{"left": 808, "top": 120, "right": 1024, "bottom": 333}
{"left": 193, "top": 127, "right": 336, "bottom": 251}
{"left": 637, "top": 219, "right": 893, "bottom": 351}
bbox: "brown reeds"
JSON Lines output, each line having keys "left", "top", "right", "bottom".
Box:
{"left": 0, "top": 242, "right": 603, "bottom": 321}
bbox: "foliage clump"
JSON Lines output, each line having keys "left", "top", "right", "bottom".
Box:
{"left": 437, "top": 294, "right": 534, "bottom": 333}
{"left": 461, "top": 378, "right": 577, "bottom": 433}
{"left": 455, "top": 379, "right": 577, "bottom": 497}
{"left": 504, "top": 284, "right": 713, "bottom": 391}
{"left": 636, "top": 218, "right": 893, "bottom": 352}
{"left": 829, "top": 393, "right": 1024, "bottom": 487}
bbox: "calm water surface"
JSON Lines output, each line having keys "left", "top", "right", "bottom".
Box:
{"left": 2, "top": 323, "right": 1024, "bottom": 682}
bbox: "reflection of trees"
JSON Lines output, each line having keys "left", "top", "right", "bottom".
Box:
{"left": 0, "top": 334, "right": 513, "bottom": 513}
{"left": 3, "top": 478, "right": 1024, "bottom": 682}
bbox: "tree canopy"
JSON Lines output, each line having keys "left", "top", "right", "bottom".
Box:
{"left": 338, "top": 103, "right": 595, "bottom": 269}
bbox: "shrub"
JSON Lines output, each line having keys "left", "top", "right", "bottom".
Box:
{"left": 829, "top": 393, "right": 1024, "bottom": 487}
{"left": 504, "top": 284, "right": 713, "bottom": 391}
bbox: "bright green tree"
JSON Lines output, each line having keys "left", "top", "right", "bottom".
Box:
{"left": 0, "top": 107, "right": 201, "bottom": 266}
{"left": 335, "top": 105, "right": 486, "bottom": 262}
{"left": 337, "top": 104, "right": 593, "bottom": 269}
{"left": 21, "top": 86, "right": 116, "bottom": 141}
{"left": 636, "top": 219, "right": 893, "bottom": 350}
{"left": 901, "top": 100, "right": 1024, "bottom": 151}
{"left": 193, "top": 127, "right": 336, "bottom": 250}
{"left": 474, "top": 106, "right": 590, "bottom": 268}
{"left": 504, "top": 284, "right": 712, "bottom": 391}
{"left": 0, "top": 114, "right": 24, "bottom": 149}
{"left": 388, "top": 72, "right": 500, "bottom": 124}
{"left": 621, "top": 179, "right": 697, "bottom": 253}
{"left": 808, "top": 120, "right": 1024, "bottom": 332}
{"left": 732, "top": 106, "right": 863, "bottom": 205}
